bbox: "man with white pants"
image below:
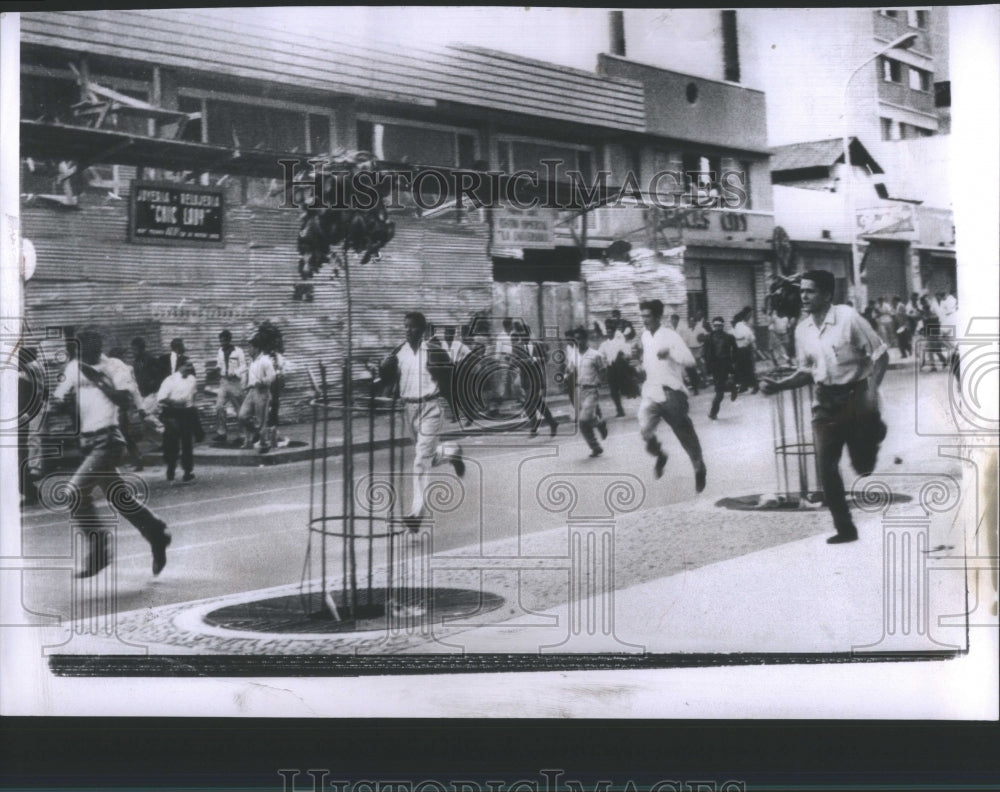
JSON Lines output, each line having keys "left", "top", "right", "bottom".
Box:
{"left": 380, "top": 311, "right": 465, "bottom": 532}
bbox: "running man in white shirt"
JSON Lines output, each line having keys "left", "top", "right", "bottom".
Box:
{"left": 637, "top": 299, "right": 707, "bottom": 492}
{"left": 52, "top": 329, "right": 171, "bottom": 578}
{"left": 379, "top": 311, "right": 465, "bottom": 532}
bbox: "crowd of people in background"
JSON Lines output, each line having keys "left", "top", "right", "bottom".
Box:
{"left": 16, "top": 322, "right": 291, "bottom": 506}
{"left": 862, "top": 288, "right": 958, "bottom": 371}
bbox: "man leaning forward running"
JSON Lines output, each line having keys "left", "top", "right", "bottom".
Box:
{"left": 52, "top": 329, "right": 171, "bottom": 578}
{"left": 637, "top": 299, "right": 707, "bottom": 492}
{"left": 760, "top": 270, "right": 888, "bottom": 544}
{"left": 379, "top": 311, "right": 465, "bottom": 532}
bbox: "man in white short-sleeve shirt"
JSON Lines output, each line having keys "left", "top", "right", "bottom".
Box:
{"left": 761, "top": 270, "right": 888, "bottom": 544}
{"left": 637, "top": 299, "right": 707, "bottom": 492}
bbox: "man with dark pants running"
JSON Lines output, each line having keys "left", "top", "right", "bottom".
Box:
{"left": 761, "top": 270, "right": 888, "bottom": 544}
{"left": 52, "top": 329, "right": 171, "bottom": 577}
{"left": 637, "top": 300, "right": 707, "bottom": 492}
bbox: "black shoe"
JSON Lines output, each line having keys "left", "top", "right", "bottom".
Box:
{"left": 166, "top": 469, "right": 175, "bottom": 482}
{"left": 826, "top": 532, "right": 858, "bottom": 545}
{"left": 654, "top": 452, "right": 668, "bottom": 479}
{"left": 450, "top": 445, "right": 465, "bottom": 478}
{"left": 181, "top": 472, "right": 195, "bottom": 483}
{"left": 212, "top": 434, "right": 227, "bottom": 443}
{"left": 549, "top": 422, "right": 558, "bottom": 437}
{"left": 730, "top": 387, "right": 739, "bottom": 402}
{"left": 615, "top": 409, "right": 625, "bottom": 418}
{"left": 151, "top": 528, "right": 172, "bottom": 576}
{"left": 529, "top": 428, "right": 538, "bottom": 438}
{"left": 598, "top": 421, "right": 608, "bottom": 440}
{"left": 589, "top": 446, "right": 604, "bottom": 458}
{"left": 695, "top": 465, "right": 707, "bottom": 493}
{"left": 708, "top": 412, "right": 718, "bottom": 420}
{"left": 75, "top": 532, "right": 111, "bottom": 579}
{"left": 133, "top": 462, "right": 145, "bottom": 472}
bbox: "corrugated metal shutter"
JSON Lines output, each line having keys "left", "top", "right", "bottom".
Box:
{"left": 701, "top": 262, "right": 755, "bottom": 331}
{"left": 862, "top": 243, "right": 908, "bottom": 302}
{"left": 21, "top": 195, "right": 491, "bottom": 424}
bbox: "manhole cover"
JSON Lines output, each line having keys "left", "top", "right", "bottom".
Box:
{"left": 203, "top": 587, "right": 505, "bottom": 634}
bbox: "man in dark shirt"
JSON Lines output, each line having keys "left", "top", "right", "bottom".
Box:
{"left": 702, "top": 317, "right": 739, "bottom": 420}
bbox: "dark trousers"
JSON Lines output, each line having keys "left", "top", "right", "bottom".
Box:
{"left": 638, "top": 388, "right": 704, "bottom": 469}
{"left": 161, "top": 407, "right": 196, "bottom": 478}
{"left": 734, "top": 347, "right": 756, "bottom": 391}
{"left": 69, "top": 427, "right": 166, "bottom": 540}
{"left": 812, "top": 383, "right": 887, "bottom": 536}
{"left": 708, "top": 365, "right": 734, "bottom": 418}
{"left": 520, "top": 367, "right": 557, "bottom": 432}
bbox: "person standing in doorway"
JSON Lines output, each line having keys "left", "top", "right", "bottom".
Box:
{"left": 760, "top": 270, "right": 888, "bottom": 544}
{"left": 636, "top": 300, "right": 707, "bottom": 491}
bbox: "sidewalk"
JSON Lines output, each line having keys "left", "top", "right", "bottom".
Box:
{"left": 182, "top": 393, "right": 579, "bottom": 467}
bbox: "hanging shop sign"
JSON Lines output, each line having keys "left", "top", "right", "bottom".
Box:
{"left": 495, "top": 207, "right": 556, "bottom": 249}
{"left": 129, "top": 180, "right": 225, "bottom": 245}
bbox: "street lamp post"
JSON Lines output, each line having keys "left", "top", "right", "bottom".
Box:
{"left": 842, "top": 32, "right": 918, "bottom": 307}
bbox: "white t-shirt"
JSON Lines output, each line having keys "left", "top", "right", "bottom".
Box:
{"left": 53, "top": 355, "right": 133, "bottom": 433}
{"left": 398, "top": 342, "right": 438, "bottom": 400}
{"left": 640, "top": 325, "right": 694, "bottom": 400}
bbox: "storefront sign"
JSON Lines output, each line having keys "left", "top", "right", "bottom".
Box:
{"left": 129, "top": 181, "right": 225, "bottom": 245}
{"left": 495, "top": 208, "right": 555, "bottom": 249}
{"left": 856, "top": 204, "right": 918, "bottom": 239}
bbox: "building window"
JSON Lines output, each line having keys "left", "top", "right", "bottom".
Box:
{"left": 899, "top": 122, "right": 934, "bottom": 139}
{"left": 201, "top": 99, "right": 329, "bottom": 153}
{"left": 721, "top": 9, "right": 741, "bottom": 83}
{"left": 907, "top": 9, "right": 929, "bottom": 28}
{"left": 881, "top": 57, "right": 902, "bottom": 83}
{"left": 908, "top": 66, "right": 931, "bottom": 92}
{"left": 880, "top": 9, "right": 899, "bottom": 18}
{"left": 497, "top": 136, "right": 595, "bottom": 182}
{"left": 358, "top": 118, "right": 478, "bottom": 168}
{"left": 880, "top": 117, "right": 895, "bottom": 140}
{"left": 681, "top": 152, "right": 721, "bottom": 198}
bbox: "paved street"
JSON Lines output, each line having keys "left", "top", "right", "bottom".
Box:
{"left": 15, "top": 356, "right": 976, "bottom": 655}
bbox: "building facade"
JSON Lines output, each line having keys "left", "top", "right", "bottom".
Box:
{"left": 18, "top": 9, "right": 775, "bottom": 418}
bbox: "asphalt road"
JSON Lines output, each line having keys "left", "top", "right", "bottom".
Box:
{"left": 19, "top": 357, "right": 948, "bottom": 621}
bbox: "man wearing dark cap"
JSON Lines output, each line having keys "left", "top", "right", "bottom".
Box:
{"left": 761, "top": 270, "right": 889, "bottom": 544}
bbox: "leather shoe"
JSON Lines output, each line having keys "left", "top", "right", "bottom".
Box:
{"left": 151, "top": 528, "right": 172, "bottom": 575}
{"left": 450, "top": 446, "right": 465, "bottom": 478}
{"left": 598, "top": 420, "right": 608, "bottom": 440}
{"left": 654, "top": 452, "right": 668, "bottom": 479}
{"left": 826, "top": 532, "right": 858, "bottom": 544}
{"left": 589, "top": 446, "right": 603, "bottom": 457}
{"left": 695, "top": 465, "right": 707, "bottom": 493}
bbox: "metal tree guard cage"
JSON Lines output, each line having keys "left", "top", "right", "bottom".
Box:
{"left": 770, "top": 376, "right": 823, "bottom": 506}
{"left": 298, "top": 253, "right": 417, "bottom": 625}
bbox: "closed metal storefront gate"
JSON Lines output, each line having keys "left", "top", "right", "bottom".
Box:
{"left": 701, "top": 261, "right": 755, "bottom": 329}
